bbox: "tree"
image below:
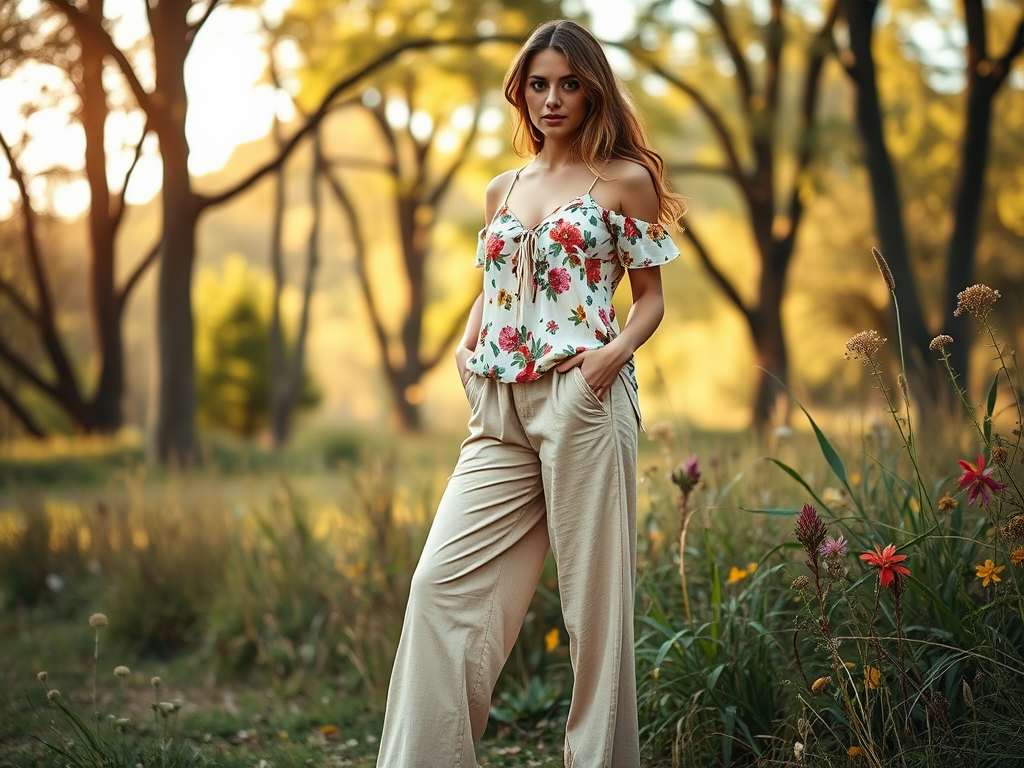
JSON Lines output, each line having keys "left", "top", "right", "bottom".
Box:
{"left": 630, "top": 0, "right": 841, "bottom": 428}
{"left": 839, "top": 0, "right": 1024, "bottom": 392}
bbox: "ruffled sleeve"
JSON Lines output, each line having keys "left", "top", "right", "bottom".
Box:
{"left": 603, "top": 209, "right": 680, "bottom": 269}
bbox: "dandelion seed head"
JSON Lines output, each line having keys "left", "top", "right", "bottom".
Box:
{"left": 89, "top": 613, "right": 108, "bottom": 628}
{"left": 844, "top": 330, "right": 886, "bottom": 363}
{"left": 47, "top": 689, "right": 61, "bottom": 703}
{"left": 929, "top": 334, "right": 953, "bottom": 351}
{"left": 954, "top": 284, "right": 1000, "bottom": 319}
{"left": 114, "top": 666, "right": 130, "bottom": 678}
{"left": 871, "top": 247, "right": 895, "bottom": 292}
{"left": 151, "top": 676, "right": 162, "bottom": 689}
{"left": 37, "top": 671, "right": 47, "bottom": 682}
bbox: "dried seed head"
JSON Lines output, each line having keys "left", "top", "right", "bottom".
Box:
{"left": 811, "top": 676, "right": 831, "bottom": 695}
{"left": 844, "top": 330, "right": 886, "bottom": 363}
{"left": 826, "top": 558, "right": 847, "bottom": 581}
{"left": 37, "top": 671, "right": 47, "bottom": 682}
{"left": 898, "top": 373, "right": 909, "bottom": 402}
{"left": 150, "top": 676, "right": 162, "bottom": 689}
{"left": 871, "top": 247, "right": 895, "bottom": 293}
{"left": 114, "top": 666, "right": 130, "bottom": 679}
{"left": 1003, "top": 515, "right": 1024, "bottom": 542}
{"left": 790, "top": 575, "right": 810, "bottom": 590}
{"left": 938, "top": 495, "right": 958, "bottom": 512}
{"left": 954, "top": 284, "right": 1000, "bottom": 319}
{"left": 89, "top": 613, "right": 108, "bottom": 628}
{"left": 930, "top": 690, "right": 950, "bottom": 720}
{"left": 929, "top": 334, "right": 954, "bottom": 351}
{"left": 47, "top": 689, "right": 61, "bottom": 703}
{"left": 992, "top": 444, "right": 1009, "bottom": 466}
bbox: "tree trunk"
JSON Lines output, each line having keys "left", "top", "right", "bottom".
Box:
{"left": 81, "top": 0, "right": 123, "bottom": 433}
{"left": 152, "top": 1, "right": 198, "bottom": 466}
{"left": 843, "top": 0, "right": 933, "bottom": 365}
{"left": 750, "top": 238, "right": 792, "bottom": 428}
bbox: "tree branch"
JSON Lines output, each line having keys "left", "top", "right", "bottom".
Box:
{"left": 0, "top": 376, "right": 44, "bottom": 437}
{"left": 197, "top": 33, "right": 524, "bottom": 210}
{"left": 420, "top": 291, "right": 479, "bottom": 374}
{"left": 428, "top": 92, "right": 483, "bottom": 208}
{"left": 186, "top": 0, "right": 224, "bottom": 53}
{"left": 43, "top": 0, "right": 152, "bottom": 114}
{"left": 699, "top": 0, "right": 754, "bottom": 109}
{"left": 0, "top": 336, "right": 60, "bottom": 403}
{"left": 111, "top": 123, "right": 150, "bottom": 230}
{"left": 994, "top": 12, "right": 1024, "bottom": 87}
{"left": 627, "top": 48, "right": 753, "bottom": 203}
{"left": 117, "top": 239, "right": 161, "bottom": 308}
{"left": 0, "top": 273, "right": 38, "bottom": 325}
{"left": 680, "top": 218, "right": 750, "bottom": 320}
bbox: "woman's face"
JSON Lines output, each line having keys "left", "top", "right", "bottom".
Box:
{"left": 524, "top": 47, "right": 589, "bottom": 144}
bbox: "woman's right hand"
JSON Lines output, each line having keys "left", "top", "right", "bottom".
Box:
{"left": 455, "top": 344, "right": 476, "bottom": 388}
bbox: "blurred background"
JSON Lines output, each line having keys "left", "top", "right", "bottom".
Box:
{"left": 1, "top": 0, "right": 1020, "bottom": 464}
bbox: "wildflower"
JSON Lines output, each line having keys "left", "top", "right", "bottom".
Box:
{"left": 89, "top": 613, "right": 108, "bottom": 628}
{"left": 871, "top": 247, "right": 895, "bottom": 292}
{"left": 929, "top": 334, "right": 953, "bottom": 351}
{"left": 811, "top": 676, "right": 830, "bottom": 695}
{"left": 727, "top": 566, "right": 749, "bottom": 584}
{"left": 37, "top": 671, "right": 47, "bottom": 682}
{"left": 319, "top": 724, "right": 340, "bottom": 737}
{"left": 790, "top": 575, "right": 810, "bottom": 591}
{"left": 670, "top": 455, "right": 701, "bottom": 494}
{"left": 938, "top": 495, "right": 958, "bottom": 512}
{"left": 47, "top": 689, "right": 61, "bottom": 703}
{"left": 953, "top": 284, "right": 1000, "bottom": 319}
{"left": 150, "top": 677, "right": 162, "bottom": 689}
{"left": 848, "top": 745, "right": 863, "bottom": 757}
{"left": 1010, "top": 547, "right": 1024, "bottom": 566}
{"left": 864, "top": 666, "right": 881, "bottom": 689}
{"left": 992, "top": 444, "right": 1009, "bottom": 466}
{"left": 860, "top": 543, "right": 910, "bottom": 589}
{"left": 114, "top": 665, "right": 130, "bottom": 678}
{"left": 647, "top": 421, "right": 674, "bottom": 442}
{"left": 795, "top": 504, "right": 828, "bottom": 555}
{"left": 820, "top": 535, "right": 848, "bottom": 558}
{"left": 545, "top": 628, "right": 560, "bottom": 653}
{"left": 652, "top": 667, "right": 660, "bottom": 679}
{"left": 957, "top": 455, "right": 1007, "bottom": 506}
{"left": 844, "top": 330, "right": 886, "bottom": 362}
{"left": 1002, "top": 515, "right": 1024, "bottom": 541}
{"left": 975, "top": 559, "right": 1004, "bottom": 587}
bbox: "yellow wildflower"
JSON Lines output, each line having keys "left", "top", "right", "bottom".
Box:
{"left": 848, "top": 745, "right": 863, "bottom": 757}
{"left": 975, "top": 559, "right": 1004, "bottom": 587}
{"left": 864, "top": 666, "right": 880, "bottom": 689}
{"left": 727, "top": 566, "right": 749, "bottom": 584}
{"left": 544, "top": 628, "right": 560, "bottom": 653}
{"left": 1011, "top": 547, "right": 1024, "bottom": 567}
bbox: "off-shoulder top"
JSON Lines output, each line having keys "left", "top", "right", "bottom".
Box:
{"left": 466, "top": 167, "right": 680, "bottom": 401}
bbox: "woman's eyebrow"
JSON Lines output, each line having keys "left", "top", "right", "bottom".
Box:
{"left": 527, "top": 74, "right": 578, "bottom": 81}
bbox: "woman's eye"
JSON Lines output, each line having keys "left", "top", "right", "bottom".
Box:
{"left": 530, "top": 81, "right": 546, "bottom": 91}
{"left": 564, "top": 80, "right": 579, "bottom": 90}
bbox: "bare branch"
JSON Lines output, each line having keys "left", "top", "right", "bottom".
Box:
{"left": 0, "top": 336, "right": 60, "bottom": 403}
{"left": 197, "top": 33, "right": 524, "bottom": 210}
{"left": 117, "top": 239, "right": 161, "bottom": 308}
{"left": 0, "top": 273, "right": 38, "bottom": 325}
{"left": 995, "top": 12, "right": 1024, "bottom": 87}
{"left": 700, "top": 0, "right": 754, "bottom": 109}
{"left": 0, "top": 376, "right": 44, "bottom": 437}
{"left": 43, "top": 0, "right": 152, "bottom": 114}
{"left": 186, "top": 0, "right": 224, "bottom": 53}
{"left": 428, "top": 92, "right": 483, "bottom": 208}
{"left": 420, "top": 291, "right": 480, "bottom": 374}
{"left": 627, "top": 49, "right": 753, "bottom": 203}
{"left": 111, "top": 123, "right": 150, "bottom": 230}
{"left": 680, "top": 220, "right": 750, "bottom": 320}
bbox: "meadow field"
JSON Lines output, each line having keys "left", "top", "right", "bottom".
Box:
{"left": 3, "top": 293, "right": 1024, "bottom": 768}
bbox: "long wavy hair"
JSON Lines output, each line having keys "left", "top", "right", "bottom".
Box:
{"left": 503, "top": 19, "right": 686, "bottom": 227}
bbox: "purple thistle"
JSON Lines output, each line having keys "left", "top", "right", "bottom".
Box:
{"left": 820, "top": 535, "right": 848, "bottom": 558}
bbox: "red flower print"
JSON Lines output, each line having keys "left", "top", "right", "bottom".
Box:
{"left": 598, "top": 307, "right": 610, "bottom": 326}
{"left": 546, "top": 320, "right": 559, "bottom": 334}
{"left": 548, "top": 267, "right": 571, "bottom": 294}
{"left": 957, "top": 455, "right": 1006, "bottom": 506}
{"left": 623, "top": 217, "right": 641, "bottom": 241}
{"left": 515, "top": 360, "right": 541, "bottom": 382}
{"left": 859, "top": 543, "right": 910, "bottom": 589}
{"left": 549, "top": 219, "right": 585, "bottom": 254}
{"left": 585, "top": 259, "right": 602, "bottom": 285}
{"left": 486, "top": 234, "right": 504, "bottom": 262}
{"left": 498, "top": 325, "right": 520, "bottom": 352}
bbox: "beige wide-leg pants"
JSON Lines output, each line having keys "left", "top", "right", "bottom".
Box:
{"left": 376, "top": 367, "right": 640, "bottom": 768}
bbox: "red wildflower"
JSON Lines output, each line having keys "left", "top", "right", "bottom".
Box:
{"left": 860, "top": 543, "right": 910, "bottom": 589}
{"left": 548, "top": 267, "right": 571, "bottom": 294}
{"left": 549, "top": 219, "right": 585, "bottom": 254}
{"left": 497, "top": 325, "right": 520, "bottom": 352}
{"left": 957, "top": 455, "right": 1006, "bottom": 506}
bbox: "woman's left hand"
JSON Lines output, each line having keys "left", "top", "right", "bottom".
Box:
{"left": 554, "top": 345, "right": 625, "bottom": 401}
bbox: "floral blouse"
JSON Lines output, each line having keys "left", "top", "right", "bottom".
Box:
{"left": 467, "top": 172, "right": 680, "bottom": 399}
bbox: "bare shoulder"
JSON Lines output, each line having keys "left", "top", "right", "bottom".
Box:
{"left": 483, "top": 169, "right": 519, "bottom": 224}
{"left": 600, "top": 159, "right": 659, "bottom": 222}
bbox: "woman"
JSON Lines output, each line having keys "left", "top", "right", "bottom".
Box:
{"left": 376, "top": 19, "right": 684, "bottom": 768}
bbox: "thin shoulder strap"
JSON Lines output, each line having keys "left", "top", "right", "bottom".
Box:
{"left": 502, "top": 167, "right": 526, "bottom": 206}
{"left": 586, "top": 174, "right": 600, "bottom": 194}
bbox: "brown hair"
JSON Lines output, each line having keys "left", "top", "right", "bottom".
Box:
{"left": 503, "top": 19, "right": 686, "bottom": 227}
